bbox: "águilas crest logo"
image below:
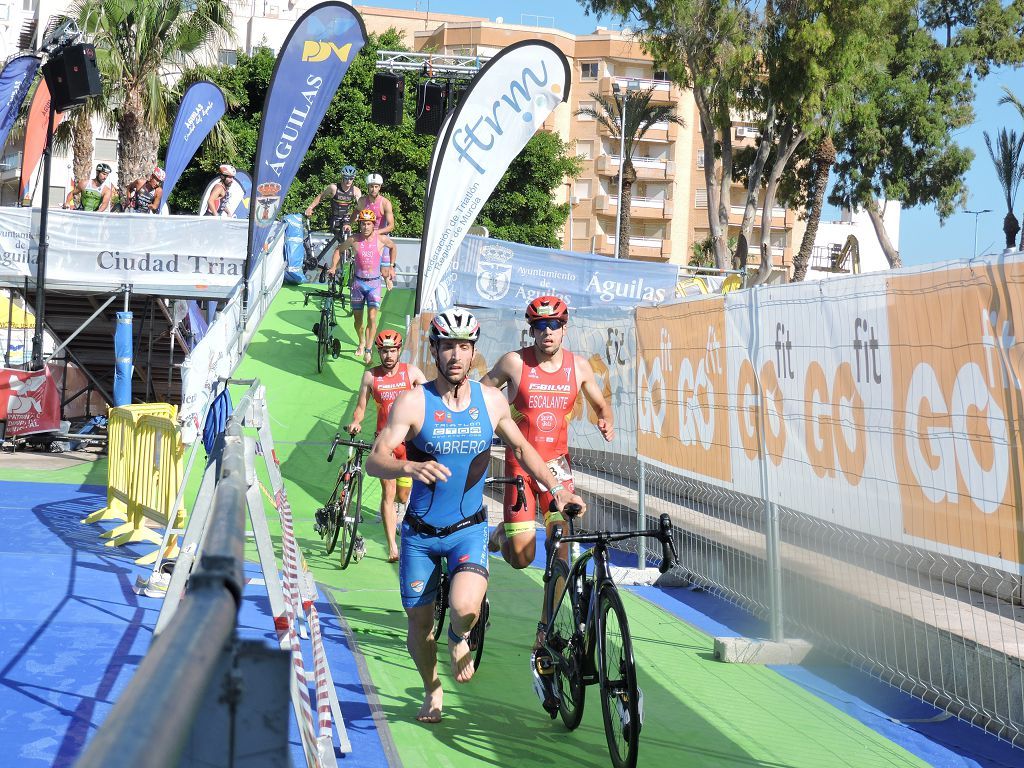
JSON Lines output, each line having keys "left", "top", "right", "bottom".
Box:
{"left": 476, "top": 245, "right": 513, "bottom": 302}
{"left": 255, "top": 181, "right": 282, "bottom": 223}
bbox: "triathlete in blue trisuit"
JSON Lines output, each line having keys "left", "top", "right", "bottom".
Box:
{"left": 367, "top": 307, "right": 586, "bottom": 724}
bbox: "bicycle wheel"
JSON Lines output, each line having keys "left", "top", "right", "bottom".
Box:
{"left": 339, "top": 471, "right": 362, "bottom": 569}
{"left": 316, "top": 304, "right": 329, "bottom": 373}
{"left": 597, "top": 586, "right": 640, "bottom": 768}
{"left": 431, "top": 570, "right": 449, "bottom": 642}
{"left": 544, "top": 558, "right": 585, "bottom": 730}
{"left": 323, "top": 478, "right": 345, "bottom": 555}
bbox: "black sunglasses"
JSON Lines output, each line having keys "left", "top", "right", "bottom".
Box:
{"left": 531, "top": 319, "right": 564, "bottom": 332}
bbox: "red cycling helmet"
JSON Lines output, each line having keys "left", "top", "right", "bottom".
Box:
{"left": 375, "top": 329, "right": 403, "bottom": 349}
{"left": 525, "top": 295, "right": 569, "bottom": 324}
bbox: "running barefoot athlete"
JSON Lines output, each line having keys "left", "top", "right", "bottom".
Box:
{"left": 366, "top": 308, "right": 585, "bottom": 722}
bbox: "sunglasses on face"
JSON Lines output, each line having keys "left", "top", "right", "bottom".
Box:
{"left": 531, "top": 319, "right": 564, "bottom": 332}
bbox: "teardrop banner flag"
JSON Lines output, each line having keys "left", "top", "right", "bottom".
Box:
{"left": 415, "top": 40, "right": 571, "bottom": 314}
{"left": 0, "top": 54, "right": 41, "bottom": 157}
{"left": 19, "top": 79, "right": 66, "bottom": 202}
{"left": 162, "top": 81, "right": 226, "bottom": 206}
{"left": 245, "top": 1, "right": 367, "bottom": 279}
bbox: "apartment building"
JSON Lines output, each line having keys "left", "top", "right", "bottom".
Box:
{"left": 360, "top": 10, "right": 807, "bottom": 271}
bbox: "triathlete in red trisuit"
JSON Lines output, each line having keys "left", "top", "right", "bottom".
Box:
{"left": 481, "top": 295, "right": 614, "bottom": 647}
{"left": 346, "top": 330, "right": 427, "bottom": 561}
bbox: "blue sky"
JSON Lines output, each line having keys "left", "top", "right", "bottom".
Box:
{"left": 359, "top": 0, "right": 1024, "bottom": 266}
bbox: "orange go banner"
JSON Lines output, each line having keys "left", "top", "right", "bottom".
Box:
{"left": 19, "top": 80, "right": 67, "bottom": 203}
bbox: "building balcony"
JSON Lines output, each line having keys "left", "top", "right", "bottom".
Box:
{"left": 596, "top": 154, "right": 675, "bottom": 180}
{"left": 594, "top": 195, "right": 673, "bottom": 219}
{"left": 594, "top": 235, "right": 673, "bottom": 259}
{"left": 596, "top": 119, "right": 679, "bottom": 143}
{"left": 599, "top": 76, "right": 680, "bottom": 104}
{"left": 725, "top": 204, "right": 789, "bottom": 224}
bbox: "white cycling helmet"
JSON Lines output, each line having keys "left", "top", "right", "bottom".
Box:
{"left": 219, "top": 163, "right": 236, "bottom": 178}
{"left": 366, "top": 173, "right": 383, "bottom": 186}
{"left": 429, "top": 307, "right": 480, "bottom": 343}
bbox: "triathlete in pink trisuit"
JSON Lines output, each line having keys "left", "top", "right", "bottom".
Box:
{"left": 331, "top": 208, "right": 398, "bottom": 364}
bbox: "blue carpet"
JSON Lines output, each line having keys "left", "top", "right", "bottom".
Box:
{"left": 0, "top": 480, "right": 387, "bottom": 766}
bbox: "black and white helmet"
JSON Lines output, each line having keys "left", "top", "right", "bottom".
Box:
{"left": 429, "top": 307, "right": 480, "bottom": 343}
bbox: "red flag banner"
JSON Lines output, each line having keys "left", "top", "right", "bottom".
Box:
{"left": 0, "top": 366, "right": 61, "bottom": 436}
{"left": 19, "top": 80, "right": 67, "bottom": 203}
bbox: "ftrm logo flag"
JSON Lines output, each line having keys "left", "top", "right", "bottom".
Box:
{"left": 0, "top": 55, "right": 40, "bottom": 157}
{"left": 163, "top": 81, "right": 226, "bottom": 206}
{"left": 416, "top": 40, "right": 571, "bottom": 313}
{"left": 246, "top": 2, "right": 367, "bottom": 277}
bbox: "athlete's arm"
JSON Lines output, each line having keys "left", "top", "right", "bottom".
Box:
{"left": 377, "top": 197, "right": 395, "bottom": 235}
{"left": 207, "top": 184, "right": 224, "bottom": 215}
{"left": 367, "top": 388, "right": 451, "bottom": 483}
{"left": 379, "top": 234, "right": 397, "bottom": 287}
{"left": 304, "top": 184, "right": 333, "bottom": 217}
{"left": 98, "top": 183, "right": 112, "bottom": 212}
{"left": 329, "top": 235, "right": 355, "bottom": 274}
{"left": 407, "top": 364, "right": 428, "bottom": 388}
{"left": 345, "top": 370, "right": 373, "bottom": 435}
{"left": 480, "top": 351, "right": 520, "bottom": 396}
{"left": 576, "top": 355, "right": 614, "bottom": 442}
{"left": 150, "top": 187, "right": 163, "bottom": 213}
{"left": 484, "top": 386, "right": 586, "bottom": 514}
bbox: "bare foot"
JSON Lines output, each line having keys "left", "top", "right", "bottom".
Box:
{"left": 449, "top": 631, "right": 476, "bottom": 683}
{"left": 355, "top": 345, "right": 365, "bottom": 357}
{"left": 416, "top": 685, "right": 443, "bottom": 723}
{"left": 364, "top": 349, "right": 373, "bottom": 364}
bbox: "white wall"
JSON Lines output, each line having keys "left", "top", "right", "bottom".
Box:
{"left": 808, "top": 201, "right": 901, "bottom": 279}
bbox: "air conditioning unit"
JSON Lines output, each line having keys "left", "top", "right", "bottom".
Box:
{"left": 570, "top": 195, "right": 580, "bottom": 205}
{"left": 735, "top": 126, "right": 761, "bottom": 139}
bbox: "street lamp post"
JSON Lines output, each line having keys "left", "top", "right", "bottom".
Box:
{"left": 612, "top": 80, "right": 637, "bottom": 259}
{"left": 965, "top": 208, "right": 992, "bottom": 258}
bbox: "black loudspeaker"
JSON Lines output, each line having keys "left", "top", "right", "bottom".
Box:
{"left": 448, "top": 84, "right": 468, "bottom": 113}
{"left": 43, "top": 44, "right": 102, "bottom": 112}
{"left": 415, "top": 82, "right": 447, "bottom": 136}
{"left": 371, "top": 72, "right": 405, "bottom": 127}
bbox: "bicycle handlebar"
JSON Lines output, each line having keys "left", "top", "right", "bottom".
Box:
{"left": 658, "top": 513, "right": 678, "bottom": 573}
{"left": 550, "top": 511, "right": 677, "bottom": 575}
{"left": 485, "top": 475, "right": 526, "bottom": 511}
{"left": 327, "top": 432, "right": 373, "bottom": 462}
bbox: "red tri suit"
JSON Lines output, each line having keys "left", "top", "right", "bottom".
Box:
{"left": 372, "top": 362, "right": 412, "bottom": 461}
{"left": 505, "top": 347, "right": 579, "bottom": 524}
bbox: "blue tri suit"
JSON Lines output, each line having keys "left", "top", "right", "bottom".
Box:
{"left": 399, "top": 380, "right": 493, "bottom": 608}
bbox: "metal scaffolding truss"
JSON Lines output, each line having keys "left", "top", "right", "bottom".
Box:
{"left": 376, "top": 50, "right": 492, "bottom": 79}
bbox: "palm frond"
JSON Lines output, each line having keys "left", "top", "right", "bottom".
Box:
{"left": 983, "top": 128, "right": 1024, "bottom": 212}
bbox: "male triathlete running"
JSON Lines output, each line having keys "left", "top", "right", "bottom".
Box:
{"left": 367, "top": 308, "right": 585, "bottom": 723}
{"left": 330, "top": 208, "right": 398, "bottom": 364}
{"left": 356, "top": 173, "right": 395, "bottom": 235}
{"left": 346, "top": 329, "right": 427, "bottom": 562}
{"left": 481, "top": 295, "right": 614, "bottom": 647}
{"left": 205, "top": 163, "right": 236, "bottom": 216}
{"left": 66, "top": 163, "right": 113, "bottom": 212}
{"left": 125, "top": 167, "right": 165, "bottom": 213}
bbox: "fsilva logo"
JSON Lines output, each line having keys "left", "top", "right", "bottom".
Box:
{"left": 635, "top": 300, "right": 731, "bottom": 482}
{"left": 300, "top": 41, "right": 353, "bottom": 62}
{"left": 889, "top": 266, "right": 1024, "bottom": 563}
{"left": 453, "top": 57, "right": 563, "bottom": 174}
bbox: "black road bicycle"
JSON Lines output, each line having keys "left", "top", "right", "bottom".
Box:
{"left": 537, "top": 505, "right": 677, "bottom": 768}
{"left": 430, "top": 475, "right": 526, "bottom": 672}
{"left": 302, "top": 214, "right": 353, "bottom": 313}
{"left": 314, "top": 434, "right": 373, "bottom": 568}
{"left": 303, "top": 273, "right": 342, "bottom": 373}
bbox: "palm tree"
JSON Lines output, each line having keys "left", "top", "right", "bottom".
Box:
{"left": 998, "top": 86, "right": 1024, "bottom": 248}
{"left": 983, "top": 128, "right": 1024, "bottom": 250}
{"left": 576, "top": 87, "right": 684, "bottom": 259}
{"left": 71, "top": 0, "right": 234, "bottom": 201}
{"left": 792, "top": 135, "right": 836, "bottom": 281}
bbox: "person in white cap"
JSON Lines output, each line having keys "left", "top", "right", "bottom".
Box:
{"left": 206, "top": 163, "right": 237, "bottom": 217}
{"left": 356, "top": 172, "right": 395, "bottom": 236}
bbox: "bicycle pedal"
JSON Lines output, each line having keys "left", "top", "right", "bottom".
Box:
{"left": 312, "top": 322, "right": 320, "bottom": 336}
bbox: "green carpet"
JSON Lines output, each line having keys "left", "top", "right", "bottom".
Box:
{"left": 145, "top": 282, "right": 927, "bottom": 767}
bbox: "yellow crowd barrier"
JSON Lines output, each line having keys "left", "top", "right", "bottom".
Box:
{"left": 85, "top": 403, "right": 185, "bottom": 565}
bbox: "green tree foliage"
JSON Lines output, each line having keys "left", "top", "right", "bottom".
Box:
{"left": 73, "top": 0, "right": 235, "bottom": 201}
{"left": 167, "top": 30, "right": 579, "bottom": 246}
